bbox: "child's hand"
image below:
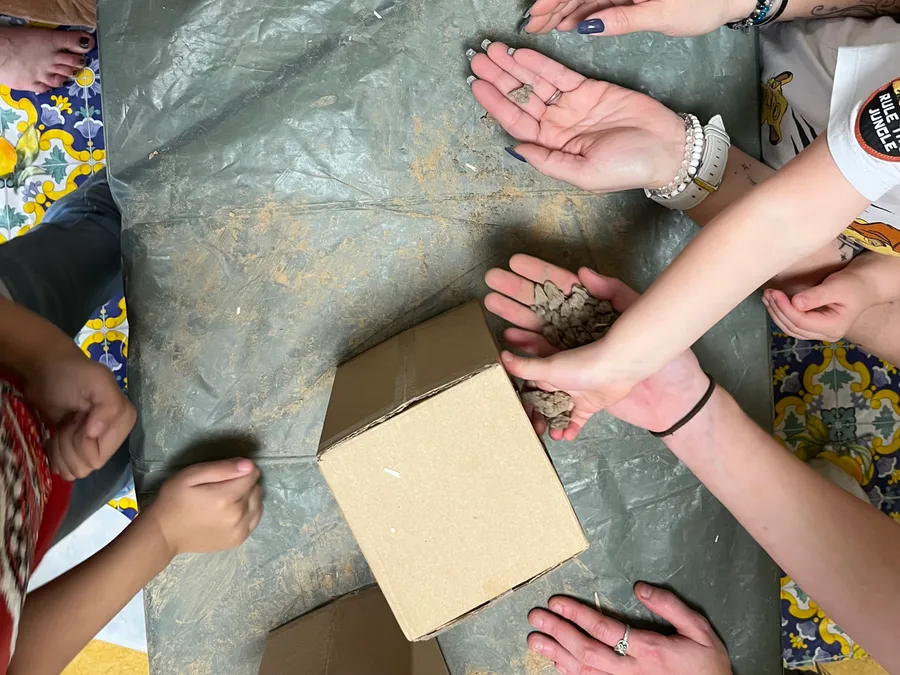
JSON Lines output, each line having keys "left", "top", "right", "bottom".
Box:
{"left": 145, "top": 459, "right": 263, "bottom": 556}
{"left": 27, "top": 354, "right": 136, "bottom": 480}
{"left": 763, "top": 268, "right": 870, "bottom": 343}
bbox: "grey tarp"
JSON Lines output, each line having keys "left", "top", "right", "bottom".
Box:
{"left": 98, "top": 0, "right": 778, "bottom": 672}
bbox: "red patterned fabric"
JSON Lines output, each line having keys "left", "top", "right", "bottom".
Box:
{"left": 0, "top": 380, "right": 71, "bottom": 670}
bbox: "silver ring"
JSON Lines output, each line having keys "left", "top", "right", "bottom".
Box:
{"left": 545, "top": 89, "right": 563, "bottom": 106}
{"left": 614, "top": 625, "right": 630, "bottom": 656}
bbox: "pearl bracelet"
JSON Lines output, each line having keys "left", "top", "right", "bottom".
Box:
{"left": 645, "top": 113, "right": 704, "bottom": 202}
{"left": 727, "top": 0, "right": 775, "bottom": 30}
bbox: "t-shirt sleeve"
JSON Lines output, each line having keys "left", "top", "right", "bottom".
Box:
{"left": 827, "top": 42, "right": 900, "bottom": 202}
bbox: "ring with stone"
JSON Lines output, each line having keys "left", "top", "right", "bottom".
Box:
{"left": 614, "top": 625, "right": 630, "bottom": 656}
{"left": 546, "top": 89, "right": 563, "bottom": 106}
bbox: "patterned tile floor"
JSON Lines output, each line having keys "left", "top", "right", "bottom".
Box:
{"left": 774, "top": 330, "right": 900, "bottom": 668}
{"left": 1, "top": 15, "right": 896, "bottom": 673}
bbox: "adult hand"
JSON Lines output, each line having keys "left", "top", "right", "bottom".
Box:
{"left": 26, "top": 353, "right": 135, "bottom": 480}
{"left": 528, "top": 583, "right": 732, "bottom": 675}
{"left": 520, "top": 0, "right": 755, "bottom": 37}
{"left": 469, "top": 43, "right": 686, "bottom": 193}
{"left": 145, "top": 459, "right": 264, "bottom": 556}
{"left": 485, "top": 255, "right": 709, "bottom": 440}
{"left": 763, "top": 259, "right": 874, "bottom": 343}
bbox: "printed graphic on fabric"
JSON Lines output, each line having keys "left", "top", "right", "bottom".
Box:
{"left": 843, "top": 219, "right": 900, "bottom": 256}
{"left": 762, "top": 70, "right": 818, "bottom": 154}
{"left": 856, "top": 79, "right": 900, "bottom": 162}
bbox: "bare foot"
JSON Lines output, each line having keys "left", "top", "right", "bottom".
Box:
{"left": 0, "top": 27, "right": 94, "bottom": 94}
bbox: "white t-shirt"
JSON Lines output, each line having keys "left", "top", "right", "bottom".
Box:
{"left": 761, "top": 17, "right": 900, "bottom": 256}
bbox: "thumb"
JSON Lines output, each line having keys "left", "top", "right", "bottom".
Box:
{"left": 181, "top": 458, "right": 257, "bottom": 487}
{"left": 792, "top": 276, "right": 848, "bottom": 312}
{"left": 580, "top": 3, "right": 664, "bottom": 37}
{"left": 509, "top": 144, "right": 592, "bottom": 188}
{"left": 634, "top": 583, "right": 715, "bottom": 646}
{"left": 501, "top": 346, "right": 600, "bottom": 391}
{"left": 83, "top": 380, "right": 125, "bottom": 439}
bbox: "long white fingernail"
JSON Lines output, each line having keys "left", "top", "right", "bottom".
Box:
{"left": 481, "top": 39, "right": 492, "bottom": 50}
{"left": 523, "top": 7, "right": 532, "bottom": 18}
{"left": 465, "top": 48, "right": 476, "bottom": 59}
{"left": 507, "top": 47, "right": 516, "bottom": 55}
{"left": 466, "top": 75, "right": 477, "bottom": 86}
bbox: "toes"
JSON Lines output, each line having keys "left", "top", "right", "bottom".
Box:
{"left": 50, "top": 63, "right": 79, "bottom": 79}
{"left": 32, "top": 83, "right": 50, "bottom": 94}
{"left": 41, "top": 74, "right": 68, "bottom": 89}
{"left": 53, "top": 30, "right": 94, "bottom": 54}
{"left": 55, "top": 51, "right": 86, "bottom": 69}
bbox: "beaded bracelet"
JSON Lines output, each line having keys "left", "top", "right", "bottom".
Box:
{"left": 727, "top": 0, "right": 775, "bottom": 30}
{"left": 645, "top": 113, "right": 704, "bottom": 202}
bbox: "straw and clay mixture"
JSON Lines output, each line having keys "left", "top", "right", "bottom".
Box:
{"left": 520, "top": 282, "right": 620, "bottom": 430}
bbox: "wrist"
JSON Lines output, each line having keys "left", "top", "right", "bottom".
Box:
{"left": 663, "top": 385, "right": 727, "bottom": 457}
{"left": 139, "top": 503, "right": 179, "bottom": 560}
{"left": 725, "top": 0, "right": 762, "bottom": 22}
{"left": 652, "top": 365, "right": 713, "bottom": 433}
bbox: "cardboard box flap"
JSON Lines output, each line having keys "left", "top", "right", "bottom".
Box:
{"left": 258, "top": 586, "right": 449, "bottom": 675}
{"left": 319, "top": 301, "right": 499, "bottom": 452}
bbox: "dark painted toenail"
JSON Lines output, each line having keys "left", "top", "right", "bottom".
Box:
{"left": 79, "top": 37, "right": 90, "bottom": 48}
{"left": 73, "top": 70, "right": 79, "bottom": 76}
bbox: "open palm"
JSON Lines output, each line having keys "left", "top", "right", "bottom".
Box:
{"left": 485, "top": 255, "right": 707, "bottom": 440}
{"left": 470, "top": 43, "right": 685, "bottom": 193}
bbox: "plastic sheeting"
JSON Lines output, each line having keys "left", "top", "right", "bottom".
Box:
{"left": 98, "top": 0, "right": 778, "bottom": 671}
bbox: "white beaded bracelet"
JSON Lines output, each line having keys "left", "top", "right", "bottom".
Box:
{"left": 646, "top": 114, "right": 704, "bottom": 202}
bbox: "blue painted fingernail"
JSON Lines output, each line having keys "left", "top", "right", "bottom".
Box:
{"left": 505, "top": 147, "right": 527, "bottom": 163}
{"left": 577, "top": 19, "right": 605, "bottom": 33}
{"left": 517, "top": 16, "right": 530, "bottom": 33}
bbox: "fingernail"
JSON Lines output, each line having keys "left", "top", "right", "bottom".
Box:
{"left": 79, "top": 36, "right": 90, "bottom": 48}
{"left": 557, "top": 666, "right": 568, "bottom": 675}
{"left": 236, "top": 459, "right": 254, "bottom": 474}
{"left": 481, "top": 39, "right": 492, "bottom": 50}
{"left": 517, "top": 17, "right": 530, "bottom": 33}
{"left": 466, "top": 75, "right": 477, "bottom": 86}
{"left": 501, "top": 351, "right": 514, "bottom": 363}
{"left": 577, "top": 19, "right": 605, "bottom": 34}
{"left": 505, "top": 147, "right": 527, "bottom": 163}
{"left": 507, "top": 47, "right": 517, "bottom": 55}
{"left": 761, "top": 295, "right": 770, "bottom": 307}
{"left": 465, "top": 48, "right": 476, "bottom": 60}
{"left": 532, "top": 640, "right": 545, "bottom": 652}
{"left": 530, "top": 614, "right": 544, "bottom": 629}
{"left": 636, "top": 582, "right": 652, "bottom": 599}
{"left": 522, "top": 7, "right": 532, "bottom": 18}
{"left": 548, "top": 598, "right": 564, "bottom": 614}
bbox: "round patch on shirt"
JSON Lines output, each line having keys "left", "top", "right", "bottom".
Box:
{"left": 856, "top": 79, "right": 900, "bottom": 162}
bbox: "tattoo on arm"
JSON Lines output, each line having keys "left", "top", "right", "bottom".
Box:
{"left": 810, "top": 0, "right": 900, "bottom": 18}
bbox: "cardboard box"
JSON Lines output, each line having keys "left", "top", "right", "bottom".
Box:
{"left": 258, "top": 586, "right": 449, "bottom": 675}
{"left": 318, "top": 301, "right": 589, "bottom": 641}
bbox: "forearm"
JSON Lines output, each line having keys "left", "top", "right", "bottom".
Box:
{"left": 686, "top": 147, "right": 774, "bottom": 227}
{"left": 783, "top": 0, "right": 900, "bottom": 19}
{"left": 596, "top": 136, "right": 869, "bottom": 382}
{"left": 0, "top": 296, "right": 82, "bottom": 380}
{"left": 666, "top": 384, "right": 900, "bottom": 672}
{"left": 10, "top": 512, "right": 174, "bottom": 675}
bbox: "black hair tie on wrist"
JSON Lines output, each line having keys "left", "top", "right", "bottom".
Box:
{"left": 649, "top": 373, "right": 717, "bottom": 438}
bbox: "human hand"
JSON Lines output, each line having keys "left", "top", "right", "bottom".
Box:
{"left": 527, "top": 583, "right": 732, "bottom": 675}
{"left": 763, "top": 266, "right": 871, "bottom": 343}
{"left": 144, "top": 458, "right": 264, "bottom": 557}
{"left": 520, "top": 0, "right": 755, "bottom": 37}
{"left": 485, "top": 254, "right": 709, "bottom": 440}
{"left": 26, "top": 353, "right": 136, "bottom": 480}
{"left": 469, "top": 43, "right": 686, "bottom": 193}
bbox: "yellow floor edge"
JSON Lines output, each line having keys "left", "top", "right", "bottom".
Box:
{"left": 62, "top": 639, "right": 149, "bottom": 675}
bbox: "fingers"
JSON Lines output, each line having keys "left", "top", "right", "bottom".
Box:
{"left": 485, "top": 292, "right": 544, "bottom": 332}
{"left": 763, "top": 289, "right": 835, "bottom": 342}
{"left": 557, "top": 1, "right": 613, "bottom": 31}
{"left": 791, "top": 275, "right": 847, "bottom": 312}
{"left": 549, "top": 596, "right": 630, "bottom": 650}
{"left": 504, "top": 327, "right": 557, "bottom": 358}
{"left": 528, "top": 604, "right": 623, "bottom": 672}
{"left": 245, "top": 484, "right": 264, "bottom": 534}
{"left": 577, "top": 268, "right": 640, "bottom": 313}
{"left": 527, "top": 633, "right": 611, "bottom": 675}
{"left": 483, "top": 41, "right": 563, "bottom": 104}
{"left": 500, "top": 343, "right": 599, "bottom": 392}
{"left": 486, "top": 255, "right": 580, "bottom": 304}
{"left": 511, "top": 49, "right": 586, "bottom": 93}
{"left": 471, "top": 80, "right": 541, "bottom": 142}
{"left": 510, "top": 144, "right": 593, "bottom": 187}
{"left": 581, "top": 2, "right": 665, "bottom": 37}
{"left": 634, "top": 583, "right": 716, "bottom": 647}
{"left": 471, "top": 52, "right": 547, "bottom": 119}
{"left": 181, "top": 458, "right": 257, "bottom": 487}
